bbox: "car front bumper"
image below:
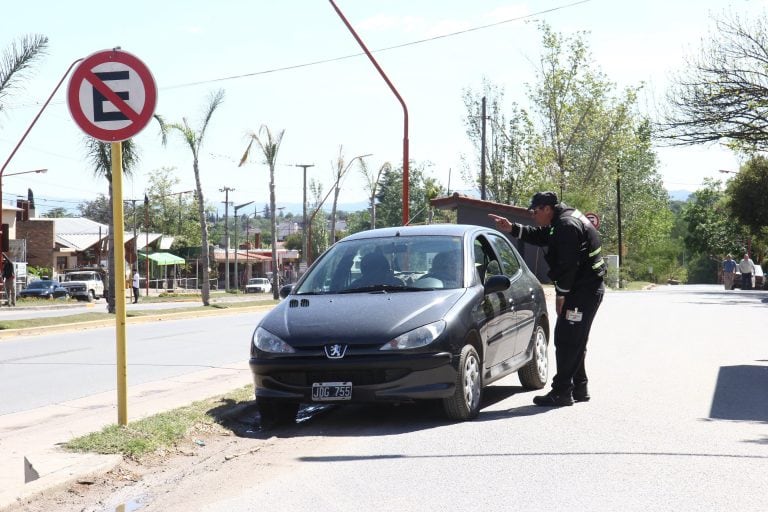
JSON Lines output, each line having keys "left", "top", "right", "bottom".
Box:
{"left": 250, "top": 352, "right": 456, "bottom": 403}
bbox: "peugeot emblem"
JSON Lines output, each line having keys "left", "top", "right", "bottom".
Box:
{"left": 324, "top": 343, "right": 348, "bottom": 359}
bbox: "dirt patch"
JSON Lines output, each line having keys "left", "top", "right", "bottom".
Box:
{"left": 4, "top": 404, "right": 337, "bottom": 512}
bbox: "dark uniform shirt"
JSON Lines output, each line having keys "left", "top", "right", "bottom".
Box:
{"left": 511, "top": 202, "right": 605, "bottom": 296}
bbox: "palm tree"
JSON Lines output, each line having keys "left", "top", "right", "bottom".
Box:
{"left": 0, "top": 34, "right": 48, "bottom": 116}
{"left": 239, "top": 125, "right": 285, "bottom": 300}
{"left": 83, "top": 138, "right": 139, "bottom": 313}
{"left": 162, "top": 89, "right": 225, "bottom": 306}
{"left": 360, "top": 161, "right": 390, "bottom": 229}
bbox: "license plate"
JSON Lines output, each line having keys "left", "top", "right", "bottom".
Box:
{"left": 311, "top": 382, "right": 352, "bottom": 401}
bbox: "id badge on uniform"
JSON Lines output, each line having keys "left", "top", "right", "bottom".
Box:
{"left": 565, "top": 308, "right": 583, "bottom": 322}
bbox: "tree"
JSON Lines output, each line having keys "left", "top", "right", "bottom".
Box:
{"left": 360, "top": 160, "right": 390, "bottom": 229}
{"left": 240, "top": 125, "right": 285, "bottom": 300}
{"left": 376, "top": 161, "right": 445, "bottom": 227}
{"left": 462, "top": 81, "right": 537, "bottom": 206}
{"left": 0, "top": 34, "right": 48, "bottom": 118}
{"left": 725, "top": 156, "right": 768, "bottom": 261}
{"left": 529, "top": 23, "right": 639, "bottom": 202}
{"left": 82, "top": 137, "right": 140, "bottom": 313}
{"left": 162, "top": 89, "right": 225, "bottom": 306}
{"left": 42, "top": 207, "right": 72, "bottom": 218}
{"left": 681, "top": 178, "right": 743, "bottom": 259}
{"left": 78, "top": 194, "right": 112, "bottom": 224}
{"left": 660, "top": 12, "right": 768, "bottom": 151}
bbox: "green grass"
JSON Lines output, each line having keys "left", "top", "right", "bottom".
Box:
{"left": 65, "top": 386, "right": 254, "bottom": 458}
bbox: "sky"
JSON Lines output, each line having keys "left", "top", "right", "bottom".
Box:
{"left": 0, "top": 0, "right": 763, "bottom": 217}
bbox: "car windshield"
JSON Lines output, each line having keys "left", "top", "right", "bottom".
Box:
{"left": 27, "top": 281, "right": 50, "bottom": 289}
{"left": 295, "top": 235, "right": 463, "bottom": 294}
{"left": 249, "top": 279, "right": 267, "bottom": 284}
{"left": 65, "top": 273, "right": 93, "bottom": 281}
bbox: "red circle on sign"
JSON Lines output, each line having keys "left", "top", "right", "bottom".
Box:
{"left": 585, "top": 212, "right": 600, "bottom": 229}
{"left": 67, "top": 49, "right": 157, "bottom": 142}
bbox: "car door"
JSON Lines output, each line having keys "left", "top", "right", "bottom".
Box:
{"left": 488, "top": 233, "right": 536, "bottom": 356}
{"left": 471, "top": 235, "right": 517, "bottom": 369}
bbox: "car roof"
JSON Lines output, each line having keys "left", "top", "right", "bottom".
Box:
{"left": 340, "top": 224, "right": 493, "bottom": 242}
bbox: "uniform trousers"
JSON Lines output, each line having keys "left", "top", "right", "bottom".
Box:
{"left": 551, "top": 282, "right": 604, "bottom": 394}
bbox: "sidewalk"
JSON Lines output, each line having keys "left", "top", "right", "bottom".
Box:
{"left": 0, "top": 294, "right": 272, "bottom": 510}
{"left": 0, "top": 361, "right": 252, "bottom": 510}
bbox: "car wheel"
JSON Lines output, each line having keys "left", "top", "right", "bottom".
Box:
{"left": 257, "top": 397, "right": 299, "bottom": 428}
{"left": 518, "top": 323, "right": 548, "bottom": 390}
{"left": 87, "top": 290, "right": 95, "bottom": 302}
{"left": 443, "top": 345, "right": 482, "bottom": 421}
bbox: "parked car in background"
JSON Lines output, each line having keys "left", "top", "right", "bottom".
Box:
{"left": 250, "top": 224, "right": 550, "bottom": 426}
{"left": 245, "top": 277, "right": 272, "bottom": 293}
{"left": 19, "top": 280, "right": 69, "bottom": 299}
{"left": 60, "top": 269, "right": 105, "bottom": 301}
{"left": 733, "top": 264, "right": 765, "bottom": 289}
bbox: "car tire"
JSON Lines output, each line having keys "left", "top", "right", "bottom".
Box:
{"left": 87, "top": 290, "right": 95, "bottom": 302}
{"left": 518, "top": 323, "right": 548, "bottom": 390}
{"left": 443, "top": 345, "right": 482, "bottom": 421}
{"left": 257, "top": 397, "right": 299, "bottom": 428}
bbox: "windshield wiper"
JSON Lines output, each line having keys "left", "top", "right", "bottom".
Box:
{"left": 338, "top": 284, "right": 431, "bottom": 294}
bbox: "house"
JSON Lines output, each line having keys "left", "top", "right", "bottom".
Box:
{"left": 16, "top": 216, "right": 164, "bottom": 277}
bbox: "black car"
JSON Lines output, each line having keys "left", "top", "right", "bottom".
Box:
{"left": 19, "top": 280, "right": 70, "bottom": 299}
{"left": 250, "top": 224, "right": 550, "bottom": 424}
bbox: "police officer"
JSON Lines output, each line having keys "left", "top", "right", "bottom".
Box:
{"left": 489, "top": 191, "right": 605, "bottom": 406}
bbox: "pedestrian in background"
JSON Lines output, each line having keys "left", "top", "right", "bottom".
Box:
{"left": 722, "top": 254, "right": 737, "bottom": 290}
{"left": 738, "top": 253, "right": 756, "bottom": 290}
{"left": 132, "top": 269, "right": 140, "bottom": 304}
{"left": 2, "top": 254, "right": 16, "bottom": 307}
{"left": 489, "top": 191, "right": 606, "bottom": 407}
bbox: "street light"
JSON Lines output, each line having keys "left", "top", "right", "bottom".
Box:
{"left": 233, "top": 200, "right": 254, "bottom": 291}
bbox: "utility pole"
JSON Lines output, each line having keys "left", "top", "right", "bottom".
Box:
{"left": 480, "top": 96, "right": 487, "bottom": 200}
{"left": 616, "top": 163, "right": 623, "bottom": 288}
{"left": 233, "top": 200, "right": 254, "bottom": 291}
{"left": 220, "top": 187, "right": 234, "bottom": 291}
{"left": 294, "top": 164, "right": 314, "bottom": 273}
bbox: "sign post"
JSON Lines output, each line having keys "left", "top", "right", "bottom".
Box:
{"left": 67, "top": 48, "right": 157, "bottom": 426}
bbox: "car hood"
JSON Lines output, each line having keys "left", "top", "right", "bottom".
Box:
{"left": 259, "top": 289, "right": 467, "bottom": 345}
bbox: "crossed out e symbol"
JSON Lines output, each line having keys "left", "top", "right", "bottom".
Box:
{"left": 92, "top": 70, "right": 129, "bottom": 122}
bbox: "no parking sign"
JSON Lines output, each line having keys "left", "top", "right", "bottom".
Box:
{"left": 67, "top": 49, "right": 157, "bottom": 141}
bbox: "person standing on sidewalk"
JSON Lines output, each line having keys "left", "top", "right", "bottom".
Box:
{"left": 489, "top": 191, "right": 606, "bottom": 407}
{"left": 738, "top": 253, "right": 756, "bottom": 290}
{"left": 2, "top": 254, "right": 16, "bottom": 307}
{"left": 722, "top": 254, "right": 737, "bottom": 290}
{"left": 132, "top": 269, "right": 141, "bottom": 304}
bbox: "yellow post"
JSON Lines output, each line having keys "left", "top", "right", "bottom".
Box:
{"left": 111, "top": 142, "right": 128, "bottom": 426}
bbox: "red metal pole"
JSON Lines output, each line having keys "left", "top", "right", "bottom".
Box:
{"left": 328, "top": 0, "right": 410, "bottom": 225}
{"left": 0, "top": 58, "right": 83, "bottom": 244}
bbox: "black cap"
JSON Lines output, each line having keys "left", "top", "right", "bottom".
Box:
{"left": 528, "top": 191, "right": 558, "bottom": 210}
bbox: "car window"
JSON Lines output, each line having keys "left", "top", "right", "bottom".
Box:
{"left": 296, "top": 235, "right": 463, "bottom": 293}
{"left": 488, "top": 234, "right": 521, "bottom": 276}
{"left": 473, "top": 236, "right": 501, "bottom": 283}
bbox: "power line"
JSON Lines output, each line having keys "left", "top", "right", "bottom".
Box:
{"left": 163, "top": 0, "right": 591, "bottom": 90}
{"left": 5, "top": 0, "right": 591, "bottom": 110}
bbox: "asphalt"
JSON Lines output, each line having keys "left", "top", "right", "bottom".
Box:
{"left": 0, "top": 287, "right": 561, "bottom": 510}
{"left": 0, "top": 294, "right": 272, "bottom": 511}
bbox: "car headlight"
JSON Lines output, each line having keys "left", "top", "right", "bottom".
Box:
{"left": 253, "top": 327, "right": 295, "bottom": 353}
{"left": 380, "top": 320, "right": 446, "bottom": 351}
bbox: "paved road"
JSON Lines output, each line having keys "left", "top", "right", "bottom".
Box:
{"left": 143, "top": 284, "right": 768, "bottom": 512}
{"left": 0, "top": 309, "right": 268, "bottom": 415}
{"left": 2, "top": 285, "right": 767, "bottom": 511}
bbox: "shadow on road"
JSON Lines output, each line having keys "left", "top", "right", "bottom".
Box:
{"left": 206, "top": 382, "right": 536, "bottom": 438}
{"left": 709, "top": 364, "right": 768, "bottom": 423}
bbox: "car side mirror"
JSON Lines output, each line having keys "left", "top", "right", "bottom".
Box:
{"left": 483, "top": 275, "right": 510, "bottom": 295}
{"left": 279, "top": 284, "right": 294, "bottom": 299}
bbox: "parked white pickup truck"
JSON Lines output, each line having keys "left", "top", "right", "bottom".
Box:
{"left": 60, "top": 270, "right": 105, "bottom": 302}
